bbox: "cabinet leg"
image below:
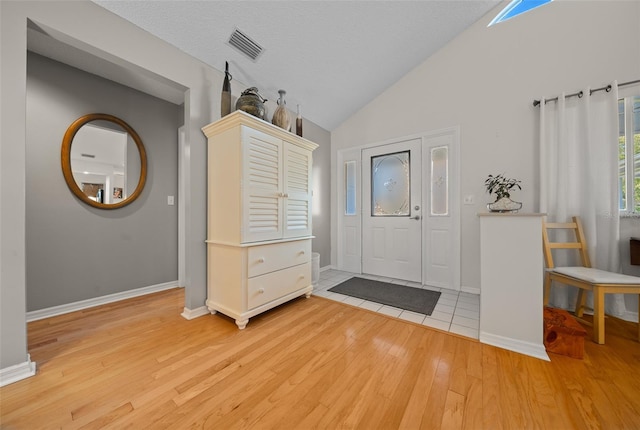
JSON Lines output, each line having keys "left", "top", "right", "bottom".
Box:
{"left": 305, "top": 292, "right": 312, "bottom": 298}
{"left": 207, "top": 306, "right": 217, "bottom": 315}
{"left": 236, "top": 319, "right": 249, "bottom": 330}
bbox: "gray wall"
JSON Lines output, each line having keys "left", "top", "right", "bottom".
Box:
{"left": 303, "top": 119, "right": 331, "bottom": 269}
{"left": 1, "top": 0, "right": 332, "bottom": 374}
{"left": 2, "top": 0, "right": 213, "bottom": 372}
{"left": 26, "top": 52, "right": 180, "bottom": 311}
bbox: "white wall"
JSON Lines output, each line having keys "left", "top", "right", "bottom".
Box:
{"left": 331, "top": 0, "right": 640, "bottom": 292}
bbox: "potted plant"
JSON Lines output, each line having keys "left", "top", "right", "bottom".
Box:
{"left": 485, "top": 173, "right": 522, "bottom": 212}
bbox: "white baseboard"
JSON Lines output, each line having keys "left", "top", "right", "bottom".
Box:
{"left": 480, "top": 331, "right": 550, "bottom": 362}
{"left": 181, "top": 306, "right": 210, "bottom": 320}
{"left": 461, "top": 285, "right": 481, "bottom": 295}
{"left": 621, "top": 310, "right": 639, "bottom": 323}
{"left": 0, "top": 354, "right": 36, "bottom": 387}
{"left": 320, "top": 265, "right": 333, "bottom": 272}
{"left": 26, "top": 281, "right": 181, "bottom": 322}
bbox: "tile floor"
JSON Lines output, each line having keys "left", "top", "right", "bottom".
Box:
{"left": 313, "top": 269, "right": 480, "bottom": 340}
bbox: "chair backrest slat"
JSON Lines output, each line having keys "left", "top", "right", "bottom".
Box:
{"left": 546, "top": 222, "right": 578, "bottom": 229}
{"left": 542, "top": 216, "right": 592, "bottom": 269}
{"left": 548, "top": 243, "right": 583, "bottom": 249}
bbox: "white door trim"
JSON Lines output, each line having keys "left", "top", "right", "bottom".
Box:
{"left": 336, "top": 126, "right": 460, "bottom": 290}
{"left": 178, "top": 126, "right": 188, "bottom": 290}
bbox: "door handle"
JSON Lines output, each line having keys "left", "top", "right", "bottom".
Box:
{"left": 410, "top": 215, "right": 420, "bottom": 220}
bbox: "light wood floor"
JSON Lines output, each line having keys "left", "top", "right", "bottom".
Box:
{"left": 1, "top": 288, "right": 640, "bottom": 429}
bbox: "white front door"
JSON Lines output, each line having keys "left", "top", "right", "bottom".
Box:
{"left": 362, "top": 139, "right": 422, "bottom": 282}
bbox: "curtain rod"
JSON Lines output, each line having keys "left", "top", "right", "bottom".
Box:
{"left": 532, "top": 79, "right": 640, "bottom": 107}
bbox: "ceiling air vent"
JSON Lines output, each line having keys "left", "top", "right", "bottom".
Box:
{"left": 227, "top": 28, "right": 264, "bottom": 61}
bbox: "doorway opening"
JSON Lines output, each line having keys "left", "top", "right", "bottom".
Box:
{"left": 336, "top": 127, "right": 460, "bottom": 290}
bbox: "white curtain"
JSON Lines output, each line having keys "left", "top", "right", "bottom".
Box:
{"left": 539, "top": 81, "right": 625, "bottom": 317}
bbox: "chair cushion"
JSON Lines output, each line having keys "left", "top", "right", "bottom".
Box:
{"left": 551, "top": 267, "right": 640, "bottom": 285}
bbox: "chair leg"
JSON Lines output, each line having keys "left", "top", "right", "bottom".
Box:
{"left": 543, "top": 273, "right": 551, "bottom": 306}
{"left": 593, "top": 287, "right": 605, "bottom": 344}
{"left": 575, "top": 289, "right": 587, "bottom": 318}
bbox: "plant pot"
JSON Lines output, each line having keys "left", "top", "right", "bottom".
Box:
{"left": 487, "top": 197, "right": 522, "bottom": 213}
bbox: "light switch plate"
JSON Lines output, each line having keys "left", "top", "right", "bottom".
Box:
{"left": 463, "top": 195, "right": 474, "bottom": 205}
{"left": 168, "top": 196, "right": 175, "bottom": 206}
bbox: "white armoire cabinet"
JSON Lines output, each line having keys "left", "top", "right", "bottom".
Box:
{"left": 202, "top": 111, "right": 318, "bottom": 329}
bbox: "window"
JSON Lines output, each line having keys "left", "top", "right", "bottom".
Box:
{"left": 488, "top": 0, "right": 554, "bottom": 27}
{"left": 618, "top": 96, "right": 640, "bottom": 214}
{"left": 430, "top": 146, "right": 449, "bottom": 216}
{"left": 344, "top": 161, "right": 357, "bottom": 216}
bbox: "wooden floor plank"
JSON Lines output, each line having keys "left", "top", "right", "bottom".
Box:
{"left": 461, "top": 375, "right": 483, "bottom": 430}
{"left": 2, "top": 288, "right": 640, "bottom": 429}
{"left": 418, "top": 333, "right": 458, "bottom": 430}
{"left": 398, "top": 330, "right": 445, "bottom": 429}
{"left": 481, "top": 346, "right": 505, "bottom": 430}
{"left": 440, "top": 389, "right": 465, "bottom": 429}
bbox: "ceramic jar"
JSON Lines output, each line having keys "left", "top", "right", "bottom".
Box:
{"left": 236, "top": 87, "right": 267, "bottom": 120}
{"left": 271, "top": 89, "right": 291, "bottom": 131}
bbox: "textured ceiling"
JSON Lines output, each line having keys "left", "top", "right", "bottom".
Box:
{"left": 91, "top": 0, "right": 501, "bottom": 130}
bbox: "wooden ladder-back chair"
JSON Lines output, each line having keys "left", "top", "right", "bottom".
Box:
{"left": 542, "top": 216, "right": 640, "bottom": 344}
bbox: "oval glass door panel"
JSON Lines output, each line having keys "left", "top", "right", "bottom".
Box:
{"left": 371, "top": 151, "right": 409, "bottom": 216}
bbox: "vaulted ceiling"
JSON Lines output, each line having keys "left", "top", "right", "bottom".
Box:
{"left": 89, "top": 1, "right": 501, "bottom": 131}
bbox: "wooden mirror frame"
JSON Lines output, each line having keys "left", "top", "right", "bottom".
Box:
{"left": 61, "top": 113, "right": 147, "bottom": 209}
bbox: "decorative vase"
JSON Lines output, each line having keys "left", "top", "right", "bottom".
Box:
{"left": 236, "top": 87, "right": 267, "bottom": 120}
{"left": 271, "top": 89, "right": 291, "bottom": 131}
{"left": 295, "top": 104, "right": 303, "bottom": 137}
{"left": 220, "top": 61, "right": 232, "bottom": 117}
{"left": 487, "top": 197, "right": 522, "bottom": 213}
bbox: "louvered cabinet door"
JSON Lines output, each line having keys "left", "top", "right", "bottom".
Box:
{"left": 283, "top": 142, "right": 313, "bottom": 238}
{"left": 241, "top": 128, "right": 284, "bottom": 243}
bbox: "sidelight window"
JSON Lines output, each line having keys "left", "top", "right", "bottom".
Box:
{"left": 618, "top": 96, "right": 640, "bottom": 214}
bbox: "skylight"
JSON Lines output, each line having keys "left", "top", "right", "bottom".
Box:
{"left": 488, "top": 0, "right": 553, "bottom": 26}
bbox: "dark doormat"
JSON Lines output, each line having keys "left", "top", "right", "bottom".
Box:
{"left": 328, "top": 277, "right": 441, "bottom": 315}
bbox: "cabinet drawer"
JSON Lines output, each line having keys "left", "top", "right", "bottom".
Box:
{"left": 247, "top": 240, "right": 311, "bottom": 278}
{"left": 247, "top": 262, "right": 311, "bottom": 309}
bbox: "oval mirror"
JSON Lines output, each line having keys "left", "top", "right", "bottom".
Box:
{"left": 61, "top": 113, "right": 147, "bottom": 209}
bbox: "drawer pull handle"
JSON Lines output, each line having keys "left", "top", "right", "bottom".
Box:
{"left": 258, "top": 288, "right": 265, "bottom": 294}
{"left": 257, "top": 257, "right": 265, "bottom": 263}
{"left": 299, "top": 250, "right": 305, "bottom": 255}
